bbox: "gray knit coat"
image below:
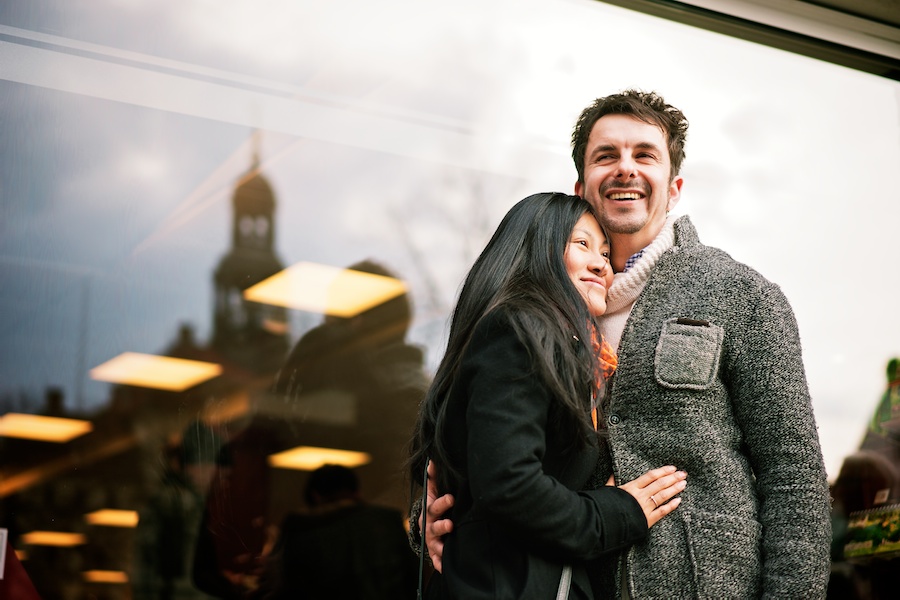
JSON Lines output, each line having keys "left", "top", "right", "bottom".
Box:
{"left": 594, "top": 216, "right": 831, "bottom": 599}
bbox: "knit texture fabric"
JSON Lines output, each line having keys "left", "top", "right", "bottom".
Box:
{"left": 596, "top": 215, "right": 831, "bottom": 599}
{"left": 601, "top": 216, "right": 676, "bottom": 352}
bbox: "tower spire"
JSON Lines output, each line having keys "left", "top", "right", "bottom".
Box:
{"left": 210, "top": 136, "right": 288, "bottom": 370}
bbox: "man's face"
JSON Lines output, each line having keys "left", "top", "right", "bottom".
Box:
{"left": 575, "top": 114, "right": 682, "bottom": 249}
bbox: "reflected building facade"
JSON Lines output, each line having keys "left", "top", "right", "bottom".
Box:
{"left": 212, "top": 160, "right": 289, "bottom": 371}
{"left": 0, "top": 157, "right": 426, "bottom": 600}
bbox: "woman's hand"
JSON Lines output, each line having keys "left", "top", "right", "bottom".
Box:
{"left": 607, "top": 465, "right": 686, "bottom": 527}
{"left": 419, "top": 461, "right": 454, "bottom": 573}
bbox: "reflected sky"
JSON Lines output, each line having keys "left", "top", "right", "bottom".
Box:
{"left": 1, "top": 0, "right": 899, "bottom": 481}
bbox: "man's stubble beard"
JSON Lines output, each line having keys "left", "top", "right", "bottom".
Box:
{"left": 598, "top": 206, "right": 647, "bottom": 235}
{"left": 594, "top": 179, "right": 655, "bottom": 235}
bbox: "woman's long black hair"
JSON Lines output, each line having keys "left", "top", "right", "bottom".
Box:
{"left": 408, "top": 192, "right": 604, "bottom": 495}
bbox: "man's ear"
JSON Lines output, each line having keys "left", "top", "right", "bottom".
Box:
{"left": 574, "top": 180, "right": 583, "bottom": 197}
{"left": 667, "top": 175, "right": 684, "bottom": 211}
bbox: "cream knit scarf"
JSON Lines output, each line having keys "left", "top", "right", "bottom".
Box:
{"left": 600, "top": 215, "right": 677, "bottom": 352}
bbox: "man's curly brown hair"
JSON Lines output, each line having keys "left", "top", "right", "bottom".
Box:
{"left": 571, "top": 89, "right": 689, "bottom": 184}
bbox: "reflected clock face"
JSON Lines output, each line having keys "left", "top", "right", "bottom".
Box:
{"left": 239, "top": 215, "right": 255, "bottom": 238}
{"left": 255, "top": 216, "right": 269, "bottom": 237}
{"left": 238, "top": 215, "right": 270, "bottom": 247}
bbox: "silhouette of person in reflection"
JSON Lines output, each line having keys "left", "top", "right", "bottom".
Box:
{"left": 271, "top": 259, "right": 428, "bottom": 511}
{"left": 192, "top": 259, "right": 426, "bottom": 599}
{"left": 273, "top": 260, "right": 427, "bottom": 439}
{"left": 192, "top": 416, "right": 288, "bottom": 599}
{"left": 255, "top": 464, "right": 417, "bottom": 599}
{"left": 135, "top": 428, "right": 218, "bottom": 600}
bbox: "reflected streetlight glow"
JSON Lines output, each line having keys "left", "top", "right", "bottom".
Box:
{"left": 0, "top": 413, "right": 92, "bottom": 443}
{"left": 89, "top": 352, "right": 222, "bottom": 391}
{"left": 268, "top": 445, "right": 372, "bottom": 470}
{"left": 84, "top": 509, "right": 139, "bottom": 528}
{"left": 83, "top": 570, "right": 129, "bottom": 583}
{"left": 21, "top": 531, "right": 87, "bottom": 547}
{"left": 244, "top": 262, "right": 407, "bottom": 317}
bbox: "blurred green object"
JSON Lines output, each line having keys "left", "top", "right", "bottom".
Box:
{"left": 869, "top": 358, "right": 900, "bottom": 437}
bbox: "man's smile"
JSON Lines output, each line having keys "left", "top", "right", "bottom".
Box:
{"left": 607, "top": 192, "right": 643, "bottom": 200}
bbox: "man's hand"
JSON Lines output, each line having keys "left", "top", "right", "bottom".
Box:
{"left": 417, "top": 461, "right": 454, "bottom": 573}
{"left": 607, "top": 465, "right": 686, "bottom": 528}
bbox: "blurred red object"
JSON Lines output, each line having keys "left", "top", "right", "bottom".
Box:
{"left": 1, "top": 539, "right": 42, "bottom": 600}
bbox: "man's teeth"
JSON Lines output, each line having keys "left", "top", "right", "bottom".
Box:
{"left": 609, "top": 192, "right": 641, "bottom": 200}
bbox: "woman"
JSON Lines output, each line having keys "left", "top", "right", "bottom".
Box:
{"left": 408, "top": 193, "right": 685, "bottom": 599}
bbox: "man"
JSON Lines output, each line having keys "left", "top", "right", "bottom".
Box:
{"left": 415, "top": 90, "right": 831, "bottom": 598}
{"left": 258, "top": 464, "right": 418, "bottom": 599}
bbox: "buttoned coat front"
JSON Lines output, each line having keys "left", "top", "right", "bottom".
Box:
{"left": 594, "top": 217, "right": 832, "bottom": 599}
{"left": 432, "top": 309, "right": 648, "bottom": 600}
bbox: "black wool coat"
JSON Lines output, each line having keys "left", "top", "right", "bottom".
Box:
{"left": 430, "top": 309, "right": 647, "bottom": 600}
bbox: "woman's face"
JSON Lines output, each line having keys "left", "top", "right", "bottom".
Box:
{"left": 564, "top": 213, "right": 613, "bottom": 317}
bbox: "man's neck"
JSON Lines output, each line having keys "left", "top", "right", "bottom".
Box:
{"left": 609, "top": 226, "right": 663, "bottom": 273}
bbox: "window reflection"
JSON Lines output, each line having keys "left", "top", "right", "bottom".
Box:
{"left": 828, "top": 358, "right": 900, "bottom": 600}
{"left": 1, "top": 153, "right": 426, "bottom": 598}
{"left": 1, "top": 1, "right": 898, "bottom": 599}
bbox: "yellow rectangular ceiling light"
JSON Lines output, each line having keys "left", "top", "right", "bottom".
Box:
{"left": 243, "top": 262, "right": 407, "bottom": 317}
{"left": 83, "top": 570, "right": 129, "bottom": 583}
{"left": 268, "top": 445, "right": 372, "bottom": 470}
{"left": 85, "top": 509, "right": 139, "bottom": 528}
{"left": 21, "top": 531, "right": 87, "bottom": 547}
{"left": 0, "top": 413, "right": 92, "bottom": 442}
{"left": 89, "top": 352, "right": 222, "bottom": 391}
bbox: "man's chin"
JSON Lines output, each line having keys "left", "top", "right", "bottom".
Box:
{"left": 600, "top": 217, "right": 646, "bottom": 236}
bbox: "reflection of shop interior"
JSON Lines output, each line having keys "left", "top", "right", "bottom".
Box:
{"left": 0, "top": 159, "right": 426, "bottom": 597}
{"left": 829, "top": 358, "right": 900, "bottom": 599}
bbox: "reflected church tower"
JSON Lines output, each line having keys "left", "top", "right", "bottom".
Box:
{"left": 212, "top": 151, "right": 289, "bottom": 372}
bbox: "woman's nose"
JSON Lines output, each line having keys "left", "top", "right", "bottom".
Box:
{"left": 590, "top": 254, "right": 609, "bottom": 274}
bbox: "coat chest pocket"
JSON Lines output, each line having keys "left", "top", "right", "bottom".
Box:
{"left": 654, "top": 318, "right": 724, "bottom": 390}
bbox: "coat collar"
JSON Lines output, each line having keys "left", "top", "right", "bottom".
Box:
{"left": 672, "top": 215, "right": 700, "bottom": 249}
